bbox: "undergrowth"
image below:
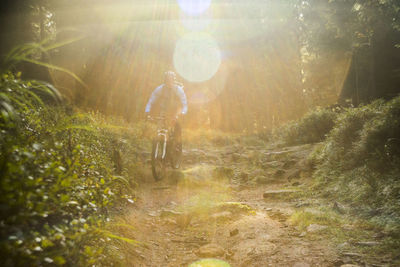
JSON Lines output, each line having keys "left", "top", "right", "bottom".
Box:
{"left": 0, "top": 72, "right": 144, "bottom": 266}
{"left": 274, "top": 107, "right": 338, "bottom": 146}
{"left": 308, "top": 98, "right": 400, "bottom": 232}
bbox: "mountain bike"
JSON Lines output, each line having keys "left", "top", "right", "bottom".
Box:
{"left": 149, "top": 116, "right": 182, "bottom": 181}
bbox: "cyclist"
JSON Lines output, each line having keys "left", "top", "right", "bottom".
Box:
{"left": 145, "top": 71, "right": 188, "bottom": 153}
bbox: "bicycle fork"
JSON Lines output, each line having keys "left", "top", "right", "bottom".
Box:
{"left": 155, "top": 130, "right": 168, "bottom": 160}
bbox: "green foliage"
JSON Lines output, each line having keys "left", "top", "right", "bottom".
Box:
{"left": 289, "top": 209, "right": 342, "bottom": 232}
{"left": 0, "top": 73, "right": 140, "bottom": 266}
{"left": 274, "top": 107, "right": 338, "bottom": 145}
{"left": 312, "top": 97, "right": 400, "bottom": 230}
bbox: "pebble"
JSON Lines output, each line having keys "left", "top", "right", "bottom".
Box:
{"left": 230, "top": 228, "right": 239, "bottom": 237}
{"left": 306, "top": 224, "right": 328, "bottom": 233}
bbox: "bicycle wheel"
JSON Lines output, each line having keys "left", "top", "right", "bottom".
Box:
{"left": 151, "top": 139, "right": 166, "bottom": 181}
{"left": 170, "top": 141, "right": 182, "bottom": 169}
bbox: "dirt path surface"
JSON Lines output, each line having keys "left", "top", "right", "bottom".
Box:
{"left": 121, "top": 144, "right": 341, "bottom": 266}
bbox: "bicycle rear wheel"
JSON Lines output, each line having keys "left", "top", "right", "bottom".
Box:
{"left": 151, "top": 139, "right": 166, "bottom": 181}
{"left": 170, "top": 141, "right": 182, "bottom": 169}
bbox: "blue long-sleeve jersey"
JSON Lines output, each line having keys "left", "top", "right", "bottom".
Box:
{"left": 145, "top": 84, "right": 188, "bottom": 115}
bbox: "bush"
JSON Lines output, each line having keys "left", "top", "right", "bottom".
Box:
{"left": 312, "top": 97, "right": 400, "bottom": 228}
{"left": 0, "top": 73, "right": 139, "bottom": 266}
{"left": 274, "top": 107, "right": 338, "bottom": 146}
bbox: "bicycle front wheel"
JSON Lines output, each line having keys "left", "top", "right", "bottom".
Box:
{"left": 151, "top": 139, "right": 166, "bottom": 181}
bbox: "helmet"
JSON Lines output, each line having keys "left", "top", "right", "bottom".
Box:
{"left": 164, "top": 71, "right": 176, "bottom": 80}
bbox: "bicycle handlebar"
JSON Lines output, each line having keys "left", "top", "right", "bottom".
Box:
{"left": 147, "top": 115, "right": 165, "bottom": 121}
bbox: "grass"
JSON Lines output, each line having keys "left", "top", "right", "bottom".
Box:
{"left": 289, "top": 199, "right": 400, "bottom": 265}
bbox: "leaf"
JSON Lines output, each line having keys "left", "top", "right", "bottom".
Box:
{"left": 103, "top": 187, "right": 110, "bottom": 194}
{"left": 11, "top": 54, "right": 87, "bottom": 89}
{"left": 99, "top": 230, "right": 140, "bottom": 246}
{"left": 44, "top": 257, "right": 53, "bottom": 263}
{"left": 53, "top": 256, "right": 66, "bottom": 265}
{"left": 41, "top": 239, "right": 54, "bottom": 248}
{"left": 67, "top": 201, "right": 78, "bottom": 206}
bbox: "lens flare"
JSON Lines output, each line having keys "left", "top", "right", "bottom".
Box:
{"left": 177, "top": 0, "right": 211, "bottom": 16}
{"left": 180, "top": 11, "right": 211, "bottom": 31}
{"left": 173, "top": 33, "right": 221, "bottom": 83}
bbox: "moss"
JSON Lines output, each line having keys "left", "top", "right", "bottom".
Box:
{"left": 189, "top": 259, "right": 231, "bottom": 267}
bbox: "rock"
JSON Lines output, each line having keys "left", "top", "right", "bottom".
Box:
{"left": 354, "top": 241, "right": 380, "bottom": 246}
{"left": 274, "top": 169, "right": 286, "bottom": 178}
{"left": 337, "top": 242, "right": 350, "bottom": 249}
{"left": 263, "top": 189, "right": 298, "bottom": 199}
{"left": 226, "top": 249, "right": 235, "bottom": 259}
{"left": 245, "top": 233, "right": 256, "bottom": 239}
{"left": 196, "top": 243, "right": 225, "bottom": 257}
{"left": 213, "top": 166, "right": 234, "bottom": 180}
{"left": 160, "top": 209, "right": 182, "bottom": 218}
{"left": 169, "top": 171, "right": 185, "bottom": 184}
{"left": 163, "top": 218, "right": 176, "bottom": 225}
{"left": 293, "top": 263, "right": 310, "bottom": 267}
{"left": 262, "top": 161, "right": 281, "bottom": 169}
{"left": 340, "top": 265, "right": 360, "bottom": 267}
{"left": 250, "top": 169, "right": 264, "bottom": 178}
{"left": 373, "top": 232, "right": 386, "bottom": 239}
{"left": 332, "top": 201, "right": 345, "bottom": 214}
{"left": 341, "top": 224, "right": 354, "bottom": 230}
{"left": 230, "top": 228, "right": 239, "bottom": 237}
{"left": 264, "top": 150, "right": 292, "bottom": 160}
{"left": 306, "top": 224, "right": 328, "bottom": 233}
{"left": 231, "top": 153, "right": 241, "bottom": 162}
{"left": 299, "top": 231, "right": 306, "bottom": 237}
{"left": 215, "top": 202, "right": 252, "bottom": 214}
{"left": 341, "top": 252, "right": 362, "bottom": 257}
{"left": 176, "top": 214, "right": 192, "bottom": 228}
{"left": 282, "top": 159, "right": 297, "bottom": 168}
{"left": 287, "top": 169, "right": 301, "bottom": 180}
{"left": 211, "top": 211, "right": 232, "bottom": 221}
{"left": 148, "top": 211, "right": 157, "bottom": 217}
{"left": 238, "top": 171, "right": 249, "bottom": 182}
{"left": 255, "top": 175, "right": 272, "bottom": 184}
{"left": 189, "top": 259, "right": 231, "bottom": 267}
{"left": 295, "top": 202, "right": 310, "bottom": 208}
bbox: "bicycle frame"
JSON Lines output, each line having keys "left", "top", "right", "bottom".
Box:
{"left": 149, "top": 115, "right": 181, "bottom": 180}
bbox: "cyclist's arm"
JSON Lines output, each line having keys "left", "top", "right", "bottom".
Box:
{"left": 145, "top": 85, "right": 163, "bottom": 114}
{"left": 176, "top": 85, "right": 188, "bottom": 115}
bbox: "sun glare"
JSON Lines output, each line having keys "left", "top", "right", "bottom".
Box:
{"left": 173, "top": 32, "right": 221, "bottom": 82}
{"left": 177, "top": 0, "right": 212, "bottom": 16}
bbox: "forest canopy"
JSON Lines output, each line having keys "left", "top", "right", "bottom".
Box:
{"left": 1, "top": 0, "right": 399, "bottom": 132}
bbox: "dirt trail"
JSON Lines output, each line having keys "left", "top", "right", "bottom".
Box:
{"left": 121, "top": 144, "right": 340, "bottom": 266}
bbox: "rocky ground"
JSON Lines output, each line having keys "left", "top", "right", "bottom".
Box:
{"left": 116, "top": 142, "right": 392, "bottom": 266}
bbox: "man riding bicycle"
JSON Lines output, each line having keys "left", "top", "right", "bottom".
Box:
{"left": 145, "top": 71, "right": 188, "bottom": 155}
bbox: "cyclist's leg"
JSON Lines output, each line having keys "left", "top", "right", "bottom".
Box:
{"left": 173, "top": 121, "right": 182, "bottom": 150}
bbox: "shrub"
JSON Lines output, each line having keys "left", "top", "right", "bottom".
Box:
{"left": 312, "top": 97, "right": 400, "bottom": 228}
{"left": 0, "top": 73, "right": 138, "bottom": 266}
{"left": 274, "top": 107, "right": 338, "bottom": 146}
